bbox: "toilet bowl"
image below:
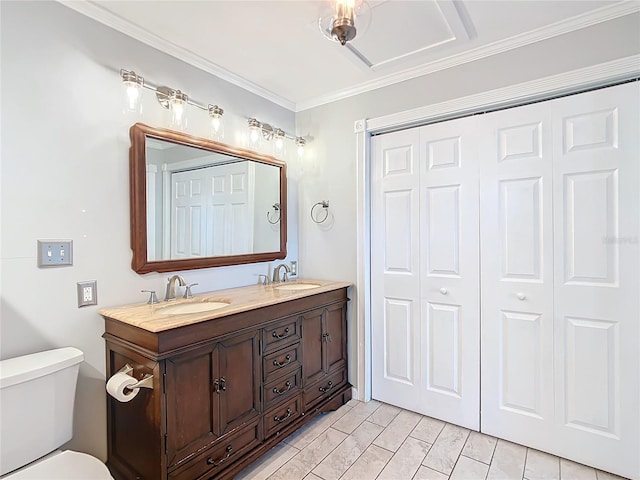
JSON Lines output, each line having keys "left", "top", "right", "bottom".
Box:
{"left": 0, "top": 348, "right": 113, "bottom": 479}
{"left": 2, "top": 451, "right": 112, "bottom": 479}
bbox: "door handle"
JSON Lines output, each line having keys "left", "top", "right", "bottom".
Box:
{"left": 440, "top": 288, "right": 448, "bottom": 295}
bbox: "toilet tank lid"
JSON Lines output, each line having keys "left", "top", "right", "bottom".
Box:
{"left": 0, "top": 347, "right": 84, "bottom": 389}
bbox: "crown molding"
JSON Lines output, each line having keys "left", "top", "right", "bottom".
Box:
{"left": 57, "top": 0, "right": 296, "bottom": 111}
{"left": 296, "top": 1, "right": 640, "bottom": 111}
{"left": 365, "top": 55, "right": 640, "bottom": 133}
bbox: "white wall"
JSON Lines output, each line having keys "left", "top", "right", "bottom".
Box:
{"left": 295, "top": 13, "right": 640, "bottom": 396}
{"left": 0, "top": 1, "right": 297, "bottom": 460}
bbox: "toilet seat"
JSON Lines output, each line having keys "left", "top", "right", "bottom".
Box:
{"left": 2, "top": 450, "right": 113, "bottom": 479}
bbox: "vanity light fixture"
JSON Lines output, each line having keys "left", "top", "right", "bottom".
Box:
{"left": 119, "top": 69, "right": 224, "bottom": 138}
{"left": 318, "top": 0, "right": 371, "bottom": 46}
{"left": 247, "top": 118, "right": 305, "bottom": 159}
{"left": 121, "top": 70, "right": 144, "bottom": 114}
{"left": 295, "top": 137, "right": 306, "bottom": 159}
{"left": 209, "top": 104, "right": 224, "bottom": 141}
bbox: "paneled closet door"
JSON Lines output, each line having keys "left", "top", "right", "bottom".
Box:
{"left": 371, "top": 129, "right": 422, "bottom": 413}
{"left": 418, "top": 117, "right": 480, "bottom": 429}
{"left": 479, "top": 101, "right": 555, "bottom": 445}
{"left": 551, "top": 82, "right": 639, "bottom": 478}
{"left": 371, "top": 119, "right": 480, "bottom": 429}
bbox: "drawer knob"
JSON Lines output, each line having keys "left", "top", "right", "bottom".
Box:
{"left": 517, "top": 292, "right": 526, "bottom": 301}
{"left": 272, "top": 327, "right": 290, "bottom": 339}
{"left": 273, "top": 381, "right": 292, "bottom": 395}
{"left": 206, "top": 445, "right": 232, "bottom": 467}
{"left": 273, "top": 354, "right": 292, "bottom": 368}
{"left": 274, "top": 407, "right": 292, "bottom": 423}
{"left": 319, "top": 380, "right": 334, "bottom": 393}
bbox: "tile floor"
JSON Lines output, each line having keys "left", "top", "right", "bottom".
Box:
{"left": 235, "top": 399, "right": 627, "bottom": 480}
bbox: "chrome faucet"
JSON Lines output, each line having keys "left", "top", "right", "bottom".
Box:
{"left": 165, "top": 275, "right": 186, "bottom": 301}
{"left": 272, "top": 264, "right": 291, "bottom": 283}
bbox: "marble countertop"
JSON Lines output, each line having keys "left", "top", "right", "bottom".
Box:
{"left": 98, "top": 279, "right": 351, "bottom": 333}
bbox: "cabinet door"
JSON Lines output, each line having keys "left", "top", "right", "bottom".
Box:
{"left": 301, "top": 308, "right": 325, "bottom": 385}
{"left": 165, "top": 344, "right": 219, "bottom": 467}
{"left": 217, "top": 330, "right": 261, "bottom": 436}
{"left": 325, "top": 303, "right": 347, "bottom": 373}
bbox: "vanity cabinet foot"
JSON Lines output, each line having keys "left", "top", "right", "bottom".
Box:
{"left": 103, "top": 286, "right": 350, "bottom": 480}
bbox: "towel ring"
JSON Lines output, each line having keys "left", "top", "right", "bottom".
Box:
{"left": 311, "top": 201, "right": 330, "bottom": 224}
{"left": 267, "top": 203, "right": 280, "bottom": 224}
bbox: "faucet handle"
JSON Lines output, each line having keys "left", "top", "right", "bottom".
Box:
{"left": 283, "top": 272, "right": 292, "bottom": 282}
{"left": 183, "top": 283, "right": 199, "bottom": 299}
{"left": 258, "top": 274, "right": 270, "bottom": 286}
{"left": 141, "top": 290, "right": 158, "bottom": 305}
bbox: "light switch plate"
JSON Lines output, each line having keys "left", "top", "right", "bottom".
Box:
{"left": 77, "top": 280, "right": 97, "bottom": 307}
{"left": 38, "top": 240, "right": 73, "bottom": 267}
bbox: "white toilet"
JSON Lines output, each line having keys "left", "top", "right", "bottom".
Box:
{"left": 0, "top": 347, "right": 113, "bottom": 479}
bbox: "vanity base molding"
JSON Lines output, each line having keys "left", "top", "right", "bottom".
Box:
{"left": 103, "top": 287, "right": 350, "bottom": 480}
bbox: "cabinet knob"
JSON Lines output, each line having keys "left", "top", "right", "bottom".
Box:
{"left": 440, "top": 288, "right": 448, "bottom": 295}
{"left": 517, "top": 292, "right": 526, "bottom": 301}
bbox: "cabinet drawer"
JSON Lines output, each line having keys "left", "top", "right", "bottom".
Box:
{"left": 263, "top": 394, "right": 302, "bottom": 438}
{"left": 168, "top": 420, "right": 261, "bottom": 480}
{"left": 303, "top": 368, "right": 347, "bottom": 409}
{"left": 264, "top": 368, "right": 301, "bottom": 410}
{"left": 263, "top": 316, "right": 301, "bottom": 353}
{"left": 263, "top": 343, "right": 301, "bottom": 383}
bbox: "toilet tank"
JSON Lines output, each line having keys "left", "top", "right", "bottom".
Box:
{"left": 0, "top": 347, "right": 84, "bottom": 476}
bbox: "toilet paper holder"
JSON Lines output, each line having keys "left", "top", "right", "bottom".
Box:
{"left": 116, "top": 364, "right": 154, "bottom": 390}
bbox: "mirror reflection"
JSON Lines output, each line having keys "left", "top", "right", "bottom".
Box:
{"left": 145, "top": 139, "right": 281, "bottom": 261}
{"left": 129, "top": 123, "right": 287, "bottom": 274}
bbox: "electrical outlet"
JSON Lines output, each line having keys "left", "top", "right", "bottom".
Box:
{"left": 290, "top": 261, "right": 298, "bottom": 276}
{"left": 77, "top": 281, "right": 97, "bottom": 307}
{"left": 37, "top": 240, "right": 73, "bottom": 267}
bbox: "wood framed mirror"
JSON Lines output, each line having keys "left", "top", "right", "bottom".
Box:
{"left": 129, "top": 123, "right": 287, "bottom": 274}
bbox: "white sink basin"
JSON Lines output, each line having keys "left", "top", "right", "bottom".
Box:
{"left": 156, "top": 301, "right": 229, "bottom": 315}
{"left": 274, "top": 283, "right": 320, "bottom": 291}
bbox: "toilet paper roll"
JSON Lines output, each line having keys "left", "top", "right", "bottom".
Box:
{"left": 106, "top": 372, "right": 140, "bottom": 403}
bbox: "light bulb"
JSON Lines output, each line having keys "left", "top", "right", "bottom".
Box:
{"left": 209, "top": 105, "right": 224, "bottom": 141}
{"left": 169, "top": 90, "right": 188, "bottom": 130}
{"left": 121, "top": 70, "right": 143, "bottom": 114}
{"left": 273, "top": 128, "right": 285, "bottom": 158}
{"left": 248, "top": 118, "right": 262, "bottom": 150}
{"left": 296, "top": 137, "right": 306, "bottom": 159}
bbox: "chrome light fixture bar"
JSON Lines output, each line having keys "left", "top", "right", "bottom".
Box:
{"left": 120, "top": 69, "right": 224, "bottom": 136}
{"left": 247, "top": 118, "right": 306, "bottom": 159}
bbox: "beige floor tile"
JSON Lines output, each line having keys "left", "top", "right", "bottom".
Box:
{"left": 235, "top": 442, "right": 299, "bottom": 480}
{"left": 340, "top": 444, "right": 394, "bottom": 480}
{"left": 486, "top": 439, "right": 527, "bottom": 480}
{"left": 312, "top": 421, "right": 383, "bottom": 480}
{"left": 413, "top": 466, "right": 449, "bottom": 480}
{"left": 560, "top": 458, "right": 597, "bottom": 480}
{"left": 378, "top": 437, "right": 431, "bottom": 480}
{"left": 367, "top": 402, "right": 402, "bottom": 427}
{"left": 284, "top": 405, "right": 352, "bottom": 450}
{"left": 462, "top": 431, "right": 498, "bottom": 465}
{"left": 451, "top": 455, "right": 490, "bottom": 480}
{"left": 269, "top": 428, "right": 347, "bottom": 480}
{"left": 304, "top": 474, "right": 324, "bottom": 480}
{"left": 331, "top": 399, "right": 381, "bottom": 434}
{"left": 422, "top": 423, "right": 470, "bottom": 475}
{"left": 410, "top": 416, "right": 446, "bottom": 444}
{"left": 346, "top": 398, "right": 360, "bottom": 408}
{"left": 373, "top": 409, "right": 424, "bottom": 452}
{"left": 524, "top": 449, "right": 560, "bottom": 480}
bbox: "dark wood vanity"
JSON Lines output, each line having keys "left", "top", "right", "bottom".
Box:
{"left": 101, "top": 282, "right": 351, "bottom": 480}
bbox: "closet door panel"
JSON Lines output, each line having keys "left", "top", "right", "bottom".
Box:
{"left": 419, "top": 116, "right": 480, "bottom": 429}
{"left": 371, "top": 129, "right": 423, "bottom": 412}
{"left": 480, "top": 101, "right": 554, "bottom": 445}
{"left": 551, "top": 82, "right": 639, "bottom": 479}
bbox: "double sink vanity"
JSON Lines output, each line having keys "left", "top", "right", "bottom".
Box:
{"left": 100, "top": 279, "right": 351, "bottom": 480}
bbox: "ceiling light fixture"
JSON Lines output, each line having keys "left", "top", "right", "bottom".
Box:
{"left": 318, "top": 0, "right": 371, "bottom": 46}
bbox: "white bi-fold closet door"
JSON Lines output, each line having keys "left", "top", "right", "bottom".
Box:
{"left": 370, "top": 81, "right": 639, "bottom": 478}
{"left": 371, "top": 115, "right": 480, "bottom": 430}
